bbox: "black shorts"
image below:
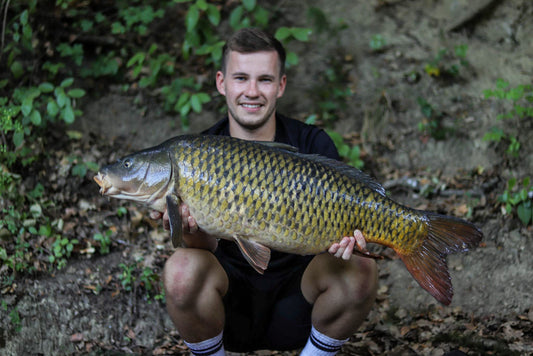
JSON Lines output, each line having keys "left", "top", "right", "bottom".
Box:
{"left": 215, "top": 246, "right": 314, "bottom": 352}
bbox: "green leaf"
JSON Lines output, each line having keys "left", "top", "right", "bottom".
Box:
{"left": 21, "top": 97, "right": 33, "bottom": 116}
{"left": 61, "top": 105, "right": 75, "bottom": 123}
{"left": 72, "top": 164, "right": 87, "bottom": 177}
{"left": 10, "top": 61, "right": 24, "bottom": 78}
{"left": 196, "top": 0, "right": 208, "bottom": 11}
{"left": 229, "top": 5, "right": 244, "bottom": 29}
{"left": 60, "top": 78, "right": 74, "bottom": 88}
{"left": 47, "top": 100, "right": 59, "bottom": 117}
{"left": 13, "top": 131, "right": 24, "bottom": 147}
{"left": 39, "top": 82, "right": 55, "bottom": 93}
{"left": 29, "top": 109, "right": 42, "bottom": 125}
{"left": 55, "top": 87, "right": 68, "bottom": 108}
{"left": 286, "top": 51, "right": 298, "bottom": 66}
{"left": 176, "top": 92, "right": 191, "bottom": 109}
{"left": 275, "top": 27, "right": 291, "bottom": 41}
{"left": 291, "top": 28, "right": 312, "bottom": 42}
{"left": 186, "top": 5, "right": 200, "bottom": 32}
{"left": 67, "top": 88, "right": 86, "bottom": 98}
{"left": 179, "top": 102, "right": 191, "bottom": 117}
{"left": 206, "top": 4, "right": 220, "bottom": 26}
{"left": 127, "top": 52, "right": 146, "bottom": 67}
{"left": 242, "top": 0, "right": 256, "bottom": 11}
{"left": 253, "top": 6, "right": 269, "bottom": 26}
{"left": 20, "top": 10, "right": 29, "bottom": 25}
{"left": 517, "top": 202, "right": 532, "bottom": 226}
{"left": 197, "top": 92, "right": 211, "bottom": 104}
{"left": 190, "top": 94, "right": 202, "bottom": 113}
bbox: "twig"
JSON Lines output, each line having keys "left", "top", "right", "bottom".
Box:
{"left": 0, "top": 0, "right": 10, "bottom": 64}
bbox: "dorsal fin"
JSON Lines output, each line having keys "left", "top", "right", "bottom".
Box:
{"left": 253, "top": 141, "right": 299, "bottom": 152}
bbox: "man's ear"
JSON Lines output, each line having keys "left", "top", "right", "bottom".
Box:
{"left": 277, "top": 74, "right": 287, "bottom": 98}
{"left": 216, "top": 71, "right": 226, "bottom": 96}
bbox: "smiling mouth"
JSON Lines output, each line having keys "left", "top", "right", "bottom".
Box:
{"left": 241, "top": 103, "right": 262, "bottom": 109}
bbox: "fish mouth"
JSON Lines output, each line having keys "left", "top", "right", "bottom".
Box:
{"left": 93, "top": 172, "right": 111, "bottom": 194}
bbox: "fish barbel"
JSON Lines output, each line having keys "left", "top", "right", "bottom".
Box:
{"left": 94, "top": 134, "right": 482, "bottom": 305}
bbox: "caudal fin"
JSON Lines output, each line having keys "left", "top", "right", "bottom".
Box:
{"left": 397, "top": 212, "right": 482, "bottom": 305}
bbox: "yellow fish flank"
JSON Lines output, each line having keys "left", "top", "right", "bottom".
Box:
{"left": 94, "top": 134, "right": 482, "bottom": 305}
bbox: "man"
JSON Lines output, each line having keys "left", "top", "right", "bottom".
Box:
{"left": 156, "top": 28, "right": 378, "bottom": 355}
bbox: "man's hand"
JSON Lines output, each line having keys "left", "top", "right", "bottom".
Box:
{"left": 150, "top": 205, "right": 217, "bottom": 251}
{"left": 328, "top": 229, "right": 367, "bottom": 260}
{"left": 149, "top": 205, "right": 198, "bottom": 233}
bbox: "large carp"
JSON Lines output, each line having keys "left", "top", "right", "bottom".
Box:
{"left": 94, "top": 134, "right": 482, "bottom": 305}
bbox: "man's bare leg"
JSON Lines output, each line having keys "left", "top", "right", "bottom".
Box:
{"left": 300, "top": 236, "right": 378, "bottom": 354}
{"left": 163, "top": 248, "right": 229, "bottom": 342}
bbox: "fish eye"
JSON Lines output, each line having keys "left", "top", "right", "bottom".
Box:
{"left": 123, "top": 159, "right": 133, "bottom": 168}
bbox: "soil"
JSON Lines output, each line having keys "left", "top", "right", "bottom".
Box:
{"left": 1, "top": 0, "right": 532, "bottom": 355}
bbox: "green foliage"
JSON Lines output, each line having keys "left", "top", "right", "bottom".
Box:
{"left": 118, "top": 260, "right": 164, "bottom": 301}
{"left": 424, "top": 44, "right": 469, "bottom": 78}
{"left": 1, "top": 301, "right": 22, "bottom": 333}
{"left": 274, "top": 27, "right": 312, "bottom": 67}
{"left": 93, "top": 229, "right": 114, "bottom": 255}
{"left": 67, "top": 155, "right": 99, "bottom": 178}
{"left": 49, "top": 236, "right": 79, "bottom": 270}
{"left": 303, "top": 8, "right": 352, "bottom": 128}
{"left": 483, "top": 80, "right": 532, "bottom": 226}
{"left": 482, "top": 80, "right": 532, "bottom": 157}
{"left": 499, "top": 177, "right": 532, "bottom": 227}
{"left": 326, "top": 130, "right": 364, "bottom": 169}
{"left": 417, "top": 97, "right": 449, "bottom": 140}
{"left": 161, "top": 77, "right": 212, "bottom": 128}
{"left": 369, "top": 34, "right": 387, "bottom": 51}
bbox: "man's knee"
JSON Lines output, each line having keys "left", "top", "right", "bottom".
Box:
{"left": 303, "top": 254, "right": 378, "bottom": 308}
{"left": 346, "top": 257, "right": 378, "bottom": 306}
{"left": 163, "top": 248, "right": 225, "bottom": 307}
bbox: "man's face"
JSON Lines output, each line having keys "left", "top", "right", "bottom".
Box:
{"left": 216, "top": 50, "right": 286, "bottom": 132}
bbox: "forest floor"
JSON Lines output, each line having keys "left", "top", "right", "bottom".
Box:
{"left": 1, "top": 0, "right": 532, "bottom": 355}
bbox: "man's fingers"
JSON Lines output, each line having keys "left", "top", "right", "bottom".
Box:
{"left": 150, "top": 211, "right": 162, "bottom": 220}
{"left": 342, "top": 236, "right": 355, "bottom": 260}
{"left": 354, "top": 229, "right": 366, "bottom": 251}
{"left": 187, "top": 216, "right": 198, "bottom": 233}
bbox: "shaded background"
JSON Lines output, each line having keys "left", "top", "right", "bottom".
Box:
{"left": 1, "top": 0, "right": 532, "bottom": 355}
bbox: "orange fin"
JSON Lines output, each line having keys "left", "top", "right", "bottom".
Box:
{"left": 397, "top": 212, "right": 482, "bottom": 305}
{"left": 233, "top": 236, "right": 271, "bottom": 274}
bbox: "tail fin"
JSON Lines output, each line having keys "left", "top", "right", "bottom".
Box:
{"left": 397, "top": 212, "right": 482, "bottom": 305}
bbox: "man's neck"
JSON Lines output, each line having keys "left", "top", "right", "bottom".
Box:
{"left": 228, "top": 116, "right": 277, "bottom": 142}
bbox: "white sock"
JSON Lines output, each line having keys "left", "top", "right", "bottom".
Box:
{"left": 300, "top": 326, "right": 348, "bottom": 356}
{"left": 184, "top": 331, "right": 225, "bottom": 356}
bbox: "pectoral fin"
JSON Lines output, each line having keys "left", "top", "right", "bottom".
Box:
{"left": 233, "top": 236, "right": 271, "bottom": 274}
{"left": 166, "top": 195, "right": 183, "bottom": 248}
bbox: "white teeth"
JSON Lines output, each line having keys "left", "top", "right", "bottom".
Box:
{"left": 242, "top": 104, "right": 261, "bottom": 108}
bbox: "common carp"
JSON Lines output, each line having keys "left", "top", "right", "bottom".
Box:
{"left": 94, "top": 134, "right": 482, "bottom": 305}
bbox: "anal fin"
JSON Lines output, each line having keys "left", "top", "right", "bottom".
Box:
{"left": 233, "top": 236, "right": 271, "bottom": 274}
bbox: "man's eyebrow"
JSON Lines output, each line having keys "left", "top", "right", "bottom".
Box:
{"left": 231, "top": 72, "right": 249, "bottom": 77}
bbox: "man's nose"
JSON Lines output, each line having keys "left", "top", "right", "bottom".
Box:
{"left": 245, "top": 80, "right": 259, "bottom": 97}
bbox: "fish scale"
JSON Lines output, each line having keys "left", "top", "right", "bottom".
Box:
{"left": 95, "top": 134, "right": 482, "bottom": 305}
{"left": 174, "top": 136, "right": 418, "bottom": 254}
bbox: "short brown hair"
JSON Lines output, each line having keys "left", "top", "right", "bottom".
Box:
{"left": 221, "top": 28, "right": 286, "bottom": 76}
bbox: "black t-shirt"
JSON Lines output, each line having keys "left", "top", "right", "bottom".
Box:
{"left": 202, "top": 114, "right": 340, "bottom": 274}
